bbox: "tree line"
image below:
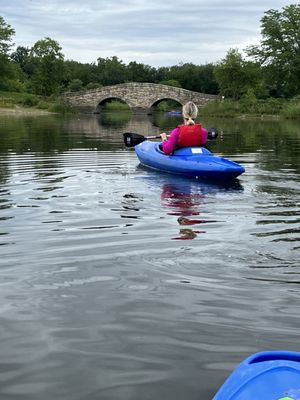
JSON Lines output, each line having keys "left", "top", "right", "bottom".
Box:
{"left": 0, "top": 3, "right": 299, "bottom": 100}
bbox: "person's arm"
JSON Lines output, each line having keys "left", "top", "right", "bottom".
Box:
{"left": 160, "top": 127, "right": 180, "bottom": 155}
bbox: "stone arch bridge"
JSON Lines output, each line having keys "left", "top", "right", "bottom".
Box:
{"left": 63, "top": 82, "right": 218, "bottom": 114}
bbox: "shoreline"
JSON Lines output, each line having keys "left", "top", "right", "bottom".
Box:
{"left": 0, "top": 106, "right": 283, "bottom": 120}
{"left": 0, "top": 106, "right": 55, "bottom": 116}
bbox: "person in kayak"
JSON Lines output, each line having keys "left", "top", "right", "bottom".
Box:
{"left": 160, "top": 101, "right": 208, "bottom": 155}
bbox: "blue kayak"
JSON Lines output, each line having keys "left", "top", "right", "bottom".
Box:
{"left": 167, "top": 111, "right": 182, "bottom": 115}
{"left": 214, "top": 351, "right": 300, "bottom": 400}
{"left": 135, "top": 141, "right": 245, "bottom": 181}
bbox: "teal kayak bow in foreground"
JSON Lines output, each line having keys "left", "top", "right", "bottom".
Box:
{"left": 214, "top": 351, "right": 300, "bottom": 400}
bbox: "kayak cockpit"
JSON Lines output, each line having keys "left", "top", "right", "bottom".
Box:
{"left": 155, "top": 143, "right": 213, "bottom": 157}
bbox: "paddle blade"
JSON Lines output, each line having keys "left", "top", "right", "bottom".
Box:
{"left": 207, "top": 128, "right": 218, "bottom": 140}
{"left": 123, "top": 132, "right": 146, "bottom": 147}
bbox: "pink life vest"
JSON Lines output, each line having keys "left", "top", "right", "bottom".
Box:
{"left": 177, "top": 124, "right": 206, "bottom": 147}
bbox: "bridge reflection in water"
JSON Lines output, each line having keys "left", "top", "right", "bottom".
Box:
{"left": 62, "top": 111, "right": 185, "bottom": 143}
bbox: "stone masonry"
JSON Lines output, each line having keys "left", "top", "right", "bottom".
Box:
{"left": 63, "top": 82, "right": 218, "bottom": 114}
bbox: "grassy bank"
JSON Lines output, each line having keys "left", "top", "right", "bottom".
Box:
{"left": 280, "top": 100, "right": 300, "bottom": 119}
{"left": 101, "top": 100, "right": 131, "bottom": 111}
{"left": 201, "top": 97, "right": 300, "bottom": 119}
{"left": 0, "top": 91, "right": 75, "bottom": 114}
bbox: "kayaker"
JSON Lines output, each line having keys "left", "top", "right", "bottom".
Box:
{"left": 160, "top": 101, "right": 208, "bottom": 155}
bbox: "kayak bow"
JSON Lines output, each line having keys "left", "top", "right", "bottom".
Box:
{"left": 214, "top": 351, "right": 300, "bottom": 400}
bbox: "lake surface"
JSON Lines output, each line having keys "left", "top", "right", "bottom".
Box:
{"left": 0, "top": 111, "right": 299, "bottom": 400}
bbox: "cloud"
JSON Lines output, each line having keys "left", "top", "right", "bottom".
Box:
{"left": 1, "top": 0, "right": 295, "bottom": 66}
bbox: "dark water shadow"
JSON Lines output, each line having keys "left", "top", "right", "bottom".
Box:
{"left": 136, "top": 164, "right": 244, "bottom": 193}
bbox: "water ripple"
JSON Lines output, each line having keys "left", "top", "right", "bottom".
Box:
{"left": 0, "top": 120, "right": 300, "bottom": 400}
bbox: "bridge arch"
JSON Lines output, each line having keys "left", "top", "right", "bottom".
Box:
{"left": 63, "top": 82, "right": 218, "bottom": 114}
{"left": 150, "top": 97, "right": 182, "bottom": 107}
{"left": 95, "top": 96, "right": 131, "bottom": 112}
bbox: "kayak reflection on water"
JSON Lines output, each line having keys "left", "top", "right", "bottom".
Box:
{"left": 136, "top": 165, "right": 243, "bottom": 241}
{"left": 161, "top": 183, "right": 208, "bottom": 240}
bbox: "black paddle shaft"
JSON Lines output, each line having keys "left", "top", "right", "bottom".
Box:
{"left": 123, "top": 132, "right": 160, "bottom": 147}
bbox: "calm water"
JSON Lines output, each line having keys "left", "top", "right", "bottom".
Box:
{"left": 0, "top": 111, "right": 299, "bottom": 400}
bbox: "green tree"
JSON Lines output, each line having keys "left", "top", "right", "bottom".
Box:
{"left": 246, "top": 4, "right": 300, "bottom": 97}
{"left": 64, "top": 60, "right": 99, "bottom": 87}
{"left": 68, "top": 78, "right": 83, "bottom": 92}
{"left": 214, "top": 49, "right": 266, "bottom": 99}
{"left": 0, "top": 15, "right": 15, "bottom": 54}
{"left": 29, "top": 37, "right": 65, "bottom": 95}
{"left": 194, "top": 63, "right": 219, "bottom": 94}
{"left": 126, "top": 61, "right": 157, "bottom": 82}
{"left": 159, "top": 79, "right": 181, "bottom": 88}
{"left": 164, "top": 63, "right": 218, "bottom": 94}
{"left": 0, "top": 15, "right": 15, "bottom": 88}
{"left": 85, "top": 82, "right": 102, "bottom": 90}
{"left": 11, "top": 46, "right": 33, "bottom": 76}
{"left": 214, "top": 49, "right": 248, "bottom": 99}
{"left": 155, "top": 66, "right": 170, "bottom": 83}
{"left": 96, "top": 56, "right": 127, "bottom": 85}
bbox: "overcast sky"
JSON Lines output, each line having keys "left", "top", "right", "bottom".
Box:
{"left": 1, "top": 0, "right": 296, "bottom": 67}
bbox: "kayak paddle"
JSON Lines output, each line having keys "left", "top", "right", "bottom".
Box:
{"left": 123, "top": 132, "right": 161, "bottom": 147}
{"left": 123, "top": 128, "right": 218, "bottom": 148}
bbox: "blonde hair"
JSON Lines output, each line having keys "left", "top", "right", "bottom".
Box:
{"left": 182, "top": 101, "right": 198, "bottom": 125}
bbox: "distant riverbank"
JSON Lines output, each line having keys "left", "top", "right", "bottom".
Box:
{"left": 0, "top": 104, "right": 287, "bottom": 120}
{"left": 0, "top": 91, "right": 73, "bottom": 114}
{"left": 0, "top": 106, "right": 55, "bottom": 116}
{"left": 1, "top": 90, "right": 300, "bottom": 119}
